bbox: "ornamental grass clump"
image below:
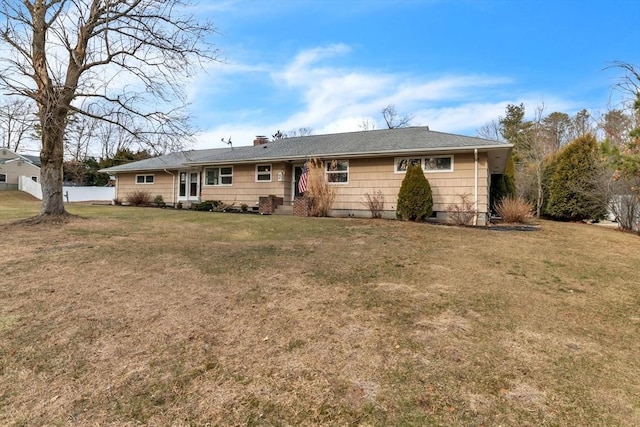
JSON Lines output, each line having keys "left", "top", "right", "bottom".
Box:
{"left": 495, "top": 196, "right": 533, "bottom": 223}
{"left": 396, "top": 163, "right": 433, "bottom": 221}
{"left": 305, "top": 158, "right": 335, "bottom": 217}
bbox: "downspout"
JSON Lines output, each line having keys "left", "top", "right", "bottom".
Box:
{"left": 474, "top": 149, "right": 478, "bottom": 226}
{"left": 114, "top": 175, "right": 119, "bottom": 204}
{"left": 163, "top": 169, "right": 175, "bottom": 205}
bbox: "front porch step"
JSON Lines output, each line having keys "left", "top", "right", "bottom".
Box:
{"left": 272, "top": 204, "right": 293, "bottom": 215}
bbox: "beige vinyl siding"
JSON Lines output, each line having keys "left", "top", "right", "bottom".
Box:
{"left": 329, "top": 153, "right": 489, "bottom": 215}
{"left": 116, "top": 172, "right": 176, "bottom": 203}
{"left": 200, "top": 162, "right": 289, "bottom": 206}
{"left": 112, "top": 153, "right": 491, "bottom": 219}
{"left": 0, "top": 159, "right": 40, "bottom": 186}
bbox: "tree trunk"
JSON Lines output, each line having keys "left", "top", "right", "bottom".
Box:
{"left": 38, "top": 112, "right": 68, "bottom": 216}
{"left": 536, "top": 164, "right": 543, "bottom": 218}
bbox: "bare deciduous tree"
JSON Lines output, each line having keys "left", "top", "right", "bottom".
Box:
{"left": 0, "top": 0, "right": 217, "bottom": 220}
{"left": 381, "top": 104, "right": 413, "bottom": 129}
{"left": 358, "top": 117, "right": 377, "bottom": 131}
{"left": 64, "top": 113, "right": 99, "bottom": 161}
{"left": 289, "top": 127, "right": 313, "bottom": 137}
{"left": 476, "top": 119, "right": 503, "bottom": 141}
{"left": 0, "top": 97, "right": 37, "bottom": 151}
{"left": 496, "top": 103, "right": 560, "bottom": 218}
{"left": 272, "top": 127, "right": 313, "bottom": 140}
{"left": 607, "top": 61, "right": 640, "bottom": 108}
{"left": 96, "top": 119, "right": 136, "bottom": 159}
{"left": 570, "top": 109, "right": 594, "bottom": 140}
{"left": 518, "top": 105, "right": 555, "bottom": 218}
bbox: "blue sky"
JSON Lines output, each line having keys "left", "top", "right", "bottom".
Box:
{"left": 186, "top": 0, "right": 640, "bottom": 149}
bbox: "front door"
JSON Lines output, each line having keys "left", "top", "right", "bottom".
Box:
{"left": 179, "top": 171, "right": 200, "bottom": 202}
{"left": 292, "top": 164, "right": 305, "bottom": 201}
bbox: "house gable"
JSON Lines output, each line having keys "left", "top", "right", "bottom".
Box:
{"left": 0, "top": 149, "right": 41, "bottom": 189}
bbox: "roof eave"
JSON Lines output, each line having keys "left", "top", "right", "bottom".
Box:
{"left": 100, "top": 143, "right": 513, "bottom": 172}
{"left": 98, "top": 166, "right": 180, "bottom": 174}
{"left": 185, "top": 144, "right": 513, "bottom": 166}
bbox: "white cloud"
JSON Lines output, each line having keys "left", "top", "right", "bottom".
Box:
{"left": 269, "top": 45, "right": 516, "bottom": 135}
{"left": 189, "top": 43, "right": 579, "bottom": 149}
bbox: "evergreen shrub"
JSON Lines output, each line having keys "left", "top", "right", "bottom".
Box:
{"left": 396, "top": 163, "right": 433, "bottom": 221}
{"left": 546, "top": 134, "right": 608, "bottom": 221}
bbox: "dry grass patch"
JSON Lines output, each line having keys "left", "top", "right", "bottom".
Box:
{"left": 0, "top": 195, "right": 639, "bottom": 425}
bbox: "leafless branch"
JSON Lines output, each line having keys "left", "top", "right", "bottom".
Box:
{"left": 381, "top": 104, "right": 413, "bottom": 129}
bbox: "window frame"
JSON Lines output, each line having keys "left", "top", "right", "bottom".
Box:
{"left": 204, "top": 166, "right": 233, "bottom": 186}
{"left": 135, "top": 174, "right": 155, "bottom": 184}
{"left": 395, "top": 157, "right": 422, "bottom": 173}
{"left": 0, "top": 173, "right": 6, "bottom": 183}
{"left": 325, "top": 159, "right": 349, "bottom": 184}
{"left": 424, "top": 155, "right": 454, "bottom": 172}
{"left": 255, "top": 164, "right": 272, "bottom": 182}
{"left": 394, "top": 155, "right": 454, "bottom": 174}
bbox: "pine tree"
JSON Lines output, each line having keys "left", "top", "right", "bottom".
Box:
{"left": 396, "top": 164, "right": 433, "bottom": 221}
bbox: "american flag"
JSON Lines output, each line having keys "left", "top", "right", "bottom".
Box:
{"left": 298, "top": 163, "right": 309, "bottom": 194}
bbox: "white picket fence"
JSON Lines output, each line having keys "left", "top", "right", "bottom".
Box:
{"left": 19, "top": 176, "right": 115, "bottom": 202}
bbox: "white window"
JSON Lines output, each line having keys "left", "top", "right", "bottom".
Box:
{"left": 424, "top": 156, "right": 453, "bottom": 172}
{"left": 136, "top": 174, "right": 154, "bottom": 184}
{"left": 255, "top": 164, "right": 272, "bottom": 182}
{"left": 205, "top": 166, "right": 233, "bottom": 186}
{"left": 179, "top": 172, "right": 199, "bottom": 197}
{"left": 325, "top": 159, "right": 349, "bottom": 183}
{"left": 395, "top": 158, "right": 422, "bottom": 172}
{"left": 0, "top": 173, "right": 6, "bottom": 183}
{"left": 395, "top": 156, "right": 454, "bottom": 173}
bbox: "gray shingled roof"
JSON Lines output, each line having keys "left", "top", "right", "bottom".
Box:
{"left": 100, "top": 127, "right": 511, "bottom": 173}
{"left": 99, "top": 148, "right": 232, "bottom": 173}
{"left": 21, "top": 155, "right": 41, "bottom": 167}
{"left": 0, "top": 151, "right": 41, "bottom": 167}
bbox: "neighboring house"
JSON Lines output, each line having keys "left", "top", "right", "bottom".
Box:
{"left": 99, "top": 127, "right": 513, "bottom": 225}
{"left": 0, "top": 148, "right": 41, "bottom": 191}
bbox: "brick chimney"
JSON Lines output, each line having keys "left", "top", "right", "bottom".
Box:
{"left": 253, "top": 135, "right": 269, "bottom": 146}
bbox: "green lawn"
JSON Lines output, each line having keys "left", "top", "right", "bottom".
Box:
{"left": 1, "top": 191, "right": 639, "bottom": 426}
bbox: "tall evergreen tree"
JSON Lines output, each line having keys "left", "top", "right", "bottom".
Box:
{"left": 546, "top": 134, "right": 608, "bottom": 221}
{"left": 499, "top": 103, "right": 532, "bottom": 157}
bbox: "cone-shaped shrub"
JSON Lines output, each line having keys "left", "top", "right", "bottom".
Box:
{"left": 546, "top": 134, "right": 607, "bottom": 221}
{"left": 396, "top": 163, "right": 433, "bottom": 221}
